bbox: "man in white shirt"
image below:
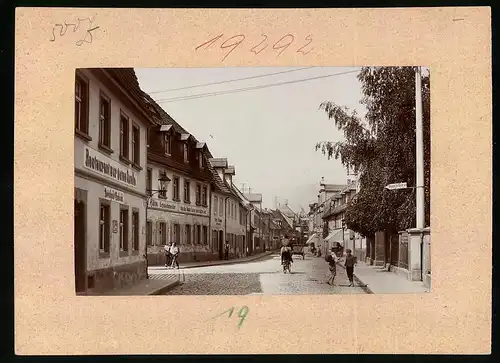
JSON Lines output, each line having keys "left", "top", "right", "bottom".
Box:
{"left": 169, "top": 242, "right": 180, "bottom": 269}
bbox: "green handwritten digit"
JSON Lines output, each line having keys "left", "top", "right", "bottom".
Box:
{"left": 212, "top": 307, "right": 234, "bottom": 320}
{"left": 237, "top": 306, "right": 249, "bottom": 328}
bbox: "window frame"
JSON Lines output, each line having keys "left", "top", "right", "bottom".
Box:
{"left": 184, "top": 179, "right": 191, "bottom": 204}
{"left": 164, "top": 133, "right": 171, "bottom": 155}
{"left": 119, "top": 111, "right": 130, "bottom": 163}
{"left": 132, "top": 209, "right": 140, "bottom": 252}
{"left": 119, "top": 206, "right": 129, "bottom": 256}
{"left": 183, "top": 143, "right": 189, "bottom": 163}
{"left": 173, "top": 176, "right": 180, "bottom": 201}
{"left": 195, "top": 183, "right": 202, "bottom": 206}
{"left": 75, "top": 73, "right": 91, "bottom": 140}
{"left": 146, "top": 220, "right": 153, "bottom": 246}
{"left": 202, "top": 186, "right": 208, "bottom": 207}
{"left": 131, "top": 122, "right": 141, "bottom": 168}
{"left": 98, "top": 199, "right": 111, "bottom": 257}
{"left": 98, "top": 91, "right": 112, "bottom": 152}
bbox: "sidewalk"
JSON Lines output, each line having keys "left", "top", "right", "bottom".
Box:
{"left": 85, "top": 274, "right": 180, "bottom": 296}
{"left": 345, "top": 261, "right": 429, "bottom": 294}
{"left": 148, "top": 250, "right": 276, "bottom": 272}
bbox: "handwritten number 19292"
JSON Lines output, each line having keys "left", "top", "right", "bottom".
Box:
{"left": 196, "top": 33, "right": 313, "bottom": 61}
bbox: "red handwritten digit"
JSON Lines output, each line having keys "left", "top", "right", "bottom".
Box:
{"left": 272, "top": 34, "right": 294, "bottom": 57}
{"left": 195, "top": 34, "right": 224, "bottom": 51}
{"left": 297, "top": 35, "right": 313, "bottom": 55}
{"left": 220, "top": 34, "right": 245, "bottom": 61}
{"left": 250, "top": 34, "right": 268, "bottom": 55}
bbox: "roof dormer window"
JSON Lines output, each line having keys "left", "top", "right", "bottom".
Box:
{"left": 183, "top": 143, "right": 189, "bottom": 163}
{"left": 199, "top": 151, "right": 204, "bottom": 169}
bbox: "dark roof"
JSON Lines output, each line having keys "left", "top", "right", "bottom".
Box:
{"left": 141, "top": 91, "right": 190, "bottom": 135}
{"left": 104, "top": 68, "right": 160, "bottom": 125}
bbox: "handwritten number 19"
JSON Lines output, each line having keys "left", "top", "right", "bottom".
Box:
{"left": 212, "top": 306, "right": 249, "bottom": 329}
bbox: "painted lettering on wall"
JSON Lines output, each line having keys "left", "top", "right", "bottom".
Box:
{"left": 104, "top": 187, "right": 124, "bottom": 203}
{"left": 180, "top": 205, "right": 208, "bottom": 215}
{"left": 149, "top": 198, "right": 208, "bottom": 216}
{"left": 84, "top": 147, "right": 137, "bottom": 187}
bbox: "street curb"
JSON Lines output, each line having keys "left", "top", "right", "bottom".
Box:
{"left": 177, "top": 251, "right": 276, "bottom": 270}
{"left": 336, "top": 262, "right": 374, "bottom": 294}
{"left": 148, "top": 280, "right": 181, "bottom": 295}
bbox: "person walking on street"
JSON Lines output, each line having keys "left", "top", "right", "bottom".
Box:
{"left": 344, "top": 248, "right": 357, "bottom": 287}
{"left": 164, "top": 242, "right": 172, "bottom": 267}
{"left": 224, "top": 242, "right": 230, "bottom": 260}
{"left": 325, "top": 247, "right": 340, "bottom": 285}
{"left": 169, "top": 242, "right": 180, "bottom": 269}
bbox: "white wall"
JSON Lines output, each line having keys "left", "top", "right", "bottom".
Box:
{"left": 74, "top": 69, "right": 150, "bottom": 272}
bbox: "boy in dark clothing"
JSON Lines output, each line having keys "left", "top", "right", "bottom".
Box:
{"left": 344, "top": 249, "right": 357, "bottom": 287}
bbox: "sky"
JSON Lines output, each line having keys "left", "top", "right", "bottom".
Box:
{"left": 135, "top": 67, "right": 367, "bottom": 212}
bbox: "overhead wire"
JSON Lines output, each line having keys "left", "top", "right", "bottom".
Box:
{"left": 154, "top": 68, "right": 361, "bottom": 104}
{"left": 146, "top": 66, "right": 315, "bottom": 94}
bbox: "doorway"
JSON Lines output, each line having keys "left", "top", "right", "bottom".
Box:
{"left": 218, "top": 230, "right": 224, "bottom": 260}
{"left": 74, "top": 199, "right": 86, "bottom": 293}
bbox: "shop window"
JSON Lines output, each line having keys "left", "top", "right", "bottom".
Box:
{"left": 146, "top": 221, "right": 153, "bottom": 246}
{"left": 196, "top": 224, "right": 201, "bottom": 244}
{"left": 132, "top": 211, "right": 139, "bottom": 251}
{"left": 185, "top": 224, "right": 191, "bottom": 244}
{"left": 203, "top": 225, "right": 208, "bottom": 245}
{"left": 158, "top": 222, "right": 167, "bottom": 245}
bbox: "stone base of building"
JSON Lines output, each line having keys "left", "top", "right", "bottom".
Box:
{"left": 86, "top": 260, "right": 146, "bottom": 294}
{"left": 147, "top": 251, "right": 221, "bottom": 265}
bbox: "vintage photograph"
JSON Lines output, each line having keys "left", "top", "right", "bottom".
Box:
{"left": 74, "top": 66, "right": 430, "bottom": 296}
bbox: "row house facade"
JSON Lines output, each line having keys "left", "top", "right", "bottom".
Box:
{"left": 244, "top": 193, "right": 263, "bottom": 253}
{"left": 209, "top": 159, "right": 247, "bottom": 259}
{"left": 74, "top": 68, "right": 160, "bottom": 294}
{"left": 321, "top": 181, "right": 358, "bottom": 256}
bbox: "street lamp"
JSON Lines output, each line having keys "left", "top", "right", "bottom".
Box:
{"left": 143, "top": 173, "right": 171, "bottom": 279}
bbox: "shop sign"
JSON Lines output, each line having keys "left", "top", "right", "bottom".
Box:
{"left": 83, "top": 147, "right": 137, "bottom": 187}
{"left": 104, "top": 187, "right": 125, "bottom": 203}
{"left": 149, "top": 198, "right": 208, "bottom": 216}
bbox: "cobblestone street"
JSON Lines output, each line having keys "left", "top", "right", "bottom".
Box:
{"left": 161, "top": 253, "right": 368, "bottom": 295}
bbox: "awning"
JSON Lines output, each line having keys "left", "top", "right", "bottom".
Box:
{"left": 324, "top": 229, "right": 344, "bottom": 244}
{"left": 305, "top": 233, "right": 319, "bottom": 245}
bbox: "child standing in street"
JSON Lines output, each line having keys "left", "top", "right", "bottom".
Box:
{"left": 325, "top": 247, "right": 339, "bottom": 285}
{"left": 344, "top": 249, "right": 357, "bottom": 287}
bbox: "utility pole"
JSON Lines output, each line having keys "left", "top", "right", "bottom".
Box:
{"left": 415, "top": 66, "right": 425, "bottom": 229}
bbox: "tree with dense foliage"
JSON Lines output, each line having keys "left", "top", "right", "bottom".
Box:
{"left": 316, "top": 66, "right": 430, "bottom": 237}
